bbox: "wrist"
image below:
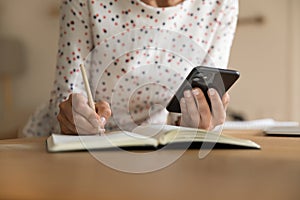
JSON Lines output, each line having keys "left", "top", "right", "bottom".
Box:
{"left": 167, "top": 112, "right": 182, "bottom": 126}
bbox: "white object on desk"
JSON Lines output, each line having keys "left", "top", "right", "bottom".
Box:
{"left": 223, "top": 118, "right": 299, "bottom": 130}
{"left": 264, "top": 126, "right": 300, "bottom": 136}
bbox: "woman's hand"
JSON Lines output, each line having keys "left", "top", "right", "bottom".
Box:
{"left": 180, "top": 88, "right": 230, "bottom": 130}
{"left": 57, "top": 93, "right": 111, "bottom": 135}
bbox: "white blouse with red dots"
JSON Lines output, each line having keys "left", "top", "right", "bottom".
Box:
{"left": 22, "top": 0, "right": 238, "bottom": 137}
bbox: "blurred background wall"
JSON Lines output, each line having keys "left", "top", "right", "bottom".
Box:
{"left": 0, "top": 0, "right": 299, "bottom": 139}
{"left": 0, "top": 0, "right": 60, "bottom": 138}
{"left": 229, "top": 0, "right": 300, "bottom": 121}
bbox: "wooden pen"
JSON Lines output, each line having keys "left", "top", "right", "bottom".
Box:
{"left": 80, "top": 64, "right": 104, "bottom": 134}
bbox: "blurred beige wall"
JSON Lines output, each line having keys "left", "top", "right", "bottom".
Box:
{"left": 228, "top": 0, "right": 300, "bottom": 121}
{"left": 0, "top": 0, "right": 299, "bottom": 139}
{"left": 0, "top": 0, "right": 60, "bottom": 138}
{"left": 290, "top": 0, "right": 300, "bottom": 121}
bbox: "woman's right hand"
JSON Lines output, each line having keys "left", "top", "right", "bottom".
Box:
{"left": 57, "top": 93, "right": 111, "bottom": 135}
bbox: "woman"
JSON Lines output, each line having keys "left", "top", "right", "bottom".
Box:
{"left": 22, "top": 0, "right": 238, "bottom": 136}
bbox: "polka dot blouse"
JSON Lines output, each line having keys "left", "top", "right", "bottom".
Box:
{"left": 22, "top": 0, "right": 238, "bottom": 137}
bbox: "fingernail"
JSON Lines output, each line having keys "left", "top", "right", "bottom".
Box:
{"left": 192, "top": 89, "right": 199, "bottom": 96}
{"left": 184, "top": 90, "right": 191, "bottom": 98}
{"left": 180, "top": 98, "right": 186, "bottom": 104}
{"left": 209, "top": 88, "right": 216, "bottom": 96}
{"left": 98, "top": 126, "right": 105, "bottom": 136}
{"left": 100, "top": 117, "right": 106, "bottom": 125}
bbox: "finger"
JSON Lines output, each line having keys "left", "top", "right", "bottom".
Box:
{"left": 60, "top": 123, "right": 75, "bottom": 135}
{"left": 59, "top": 95, "right": 101, "bottom": 133}
{"left": 192, "top": 88, "right": 211, "bottom": 129}
{"left": 180, "top": 98, "right": 189, "bottom": 126}
{"left": 184, "top": 90, "right": 199, "bottom": 116}
{"left": 58, "top": 109, "right": 101, "bottom": 135}
{"left": 59, "top": 100, "right": 75, "bottom": 128}
{"left": 72, "top": 110, "right": 103, "bottom": 134}
{"left": 222, "top": 92, "right": 230, "bottom": 111}
{"left": 95, "top": 101, "right": 112, "bottom": 125}
{"left": 76, "top": 126, "right": 104, "bottom": 135}
{"left": 59, "top": 94, "right": 104, "bottom": 134}
{"left": 184, "top": 90, "right": 200, "bottom": 127}
{"left": 180, "top": 98, "right": 188, "bottom": 114}
{"left": 71, "top": 93, "right": 102, "bottom": 129}
{"left": 57, "top": 111, "right": 77, "bottom": 134}
{"left": 208, "top": 88, "right": 226, "bottom": 125}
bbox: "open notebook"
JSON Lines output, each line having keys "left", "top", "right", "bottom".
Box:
{"left": 46, "top": 125, "right": 260, "bottom": 152}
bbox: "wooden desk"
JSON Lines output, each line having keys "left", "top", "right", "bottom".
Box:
{"left": 0, "top": 131, "right": 300, "bottom": 200}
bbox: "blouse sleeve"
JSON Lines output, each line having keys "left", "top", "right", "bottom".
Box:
{"left": 22, "top": 0, "right": 93, "bottom": 137}
{"left": 51, "top": 0, "right": 94, "bottom": 106}
{"left": 203, "top": 0, "right": 239, "bottom": 68}
{"left": 167, "top": 0, "right": 239, "bottom": 126}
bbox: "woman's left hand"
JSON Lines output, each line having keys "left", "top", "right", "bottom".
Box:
{"left": 180, "top": 88, "right": 230, "bottom": 130}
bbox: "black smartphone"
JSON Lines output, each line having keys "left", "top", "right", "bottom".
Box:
{"left": 166, "top": 66, "right": 240, "bottom": 113}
